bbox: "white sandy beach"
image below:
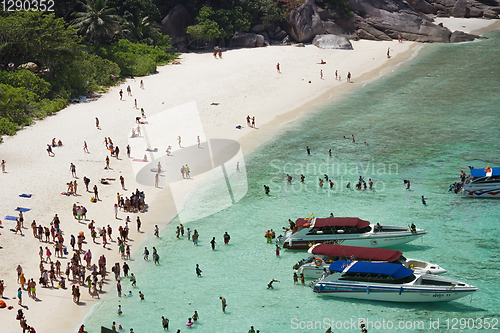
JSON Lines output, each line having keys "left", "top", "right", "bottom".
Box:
{"left": 0, "top": 18, "right": 497, "bottom": 333}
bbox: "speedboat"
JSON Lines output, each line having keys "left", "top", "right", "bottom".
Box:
{"left": 295, "top": 244, "right": 446, "bottom": 278}
{"left": 461, "top": 166, "right": 500, "bottom": 197}
{"left": 276, "top": 217, "right": 427, "bottom": 250}
{"left": 311, "top": 260, "right": 478, "bottom": 303}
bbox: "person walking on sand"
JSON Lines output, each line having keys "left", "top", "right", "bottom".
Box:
{"left": 155, "top": 173, "right": 159, "bottom": 187}
{"left": 127, "top": 85, "right": 132, "bottom": 96}
{"left": 178, "top": 136, "right": 182, "bottom": 147}
{"left": 93, "top": 185, "right": 99, "bottom": 200}
{"left": 180, "top": 166, "right": 185, "bottom": 179}
{"left": 387, "top": 47, "right": 391, "bottom": 58}
{"left": 1, "top": 159, "right": 5, "bottom": 173}
{"left": 197, "top": 135, "right": 201, "bottom": 148}
{"left": 105, "top": 156, "right": 110, "bottom": 169}
{"left": 140, "top": 80, "right": 144, "bottom": 89}
{"left": 218, "top": 49, "right": 222, "bottom": 59}
{"left": 134, "top": 99, "right": 137, "bottom": 109}
{"left": 335, "top": 70, "right": 338, "bottom": 80}
{"left": 126, "top": 144, "right": 131, "bottom": 158}
{"left": 185, "top": 164, "right": 190, "bottom": 178}
{"left": 119, "top": 89, "right": 123, "bottom": 100}
{"left": 220, "top": 297, "right": 227, "bottom": 313}
{"left": 120, "top": 175, "right": 125, "bottom": 190}
{"left": 252, "top": 116, "right": 255, "bottom": 128}
{"left": 47, "top": 144, "right": 55, "bottom": 156}
{"left": 347, "top": 72, "right": 351, "bottom": 82}
{"left": 320, "top": 69, "right": 323, "bottom": 80}
{"left": 154, "top": 225, "right": 159, "bottom": 237}
{"left": 83, "top": 141, "right": 89, "bottom": 154}
{"left": 277, "top": 62, "right": 280, "bottom": 73}
{"left": 70, "top": 163, "right": 77, "bottom": 178}
{"left": 95, "top": 117, "right": 100, "bottom": 129}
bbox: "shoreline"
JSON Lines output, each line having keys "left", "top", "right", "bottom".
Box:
{"left": 0, "top": 17, "right": 498, "bottom": 333}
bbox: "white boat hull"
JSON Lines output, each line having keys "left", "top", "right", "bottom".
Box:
{"left": 462, "top": 183, "right": 500, "bottom": 197}
{"left": 313, "top": 282, "right": 477, "bottom": 302}
{"left": 281, "top": 231, "right": 425, "bottom": 250}
{"left": 299, "top": 259, "right": 446, "bottom": 278}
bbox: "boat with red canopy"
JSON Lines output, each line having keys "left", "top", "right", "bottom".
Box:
{"left": 294, "top": 244, "right": 446, "bottom": 278}
{"left": 276, "top": 217, "right": 427, "bottom": 250}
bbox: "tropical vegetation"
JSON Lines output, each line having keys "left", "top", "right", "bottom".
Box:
{"left": 0, "top": 0, "right": 350, "bottom": 141}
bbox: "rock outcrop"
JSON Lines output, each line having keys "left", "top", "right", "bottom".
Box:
{"left": 450, "top": 30, "right": 480, "bottom": 42}
{"left": 287, "top": 0, "right": 325, "bottom": 43}
{"left": 346, "top": 0, "right": 453, "bottom": 42}
{"left": 282, "top": 0, "right": 498, "bottom": 44}
{"left": 229, "top": 32, "right": 265, "bottom": 48}
{"left": 161, "top": 5, "right": 192, "bottom": 45}
{"left": 312, "top": 34, "right": 353, "bottom": 49}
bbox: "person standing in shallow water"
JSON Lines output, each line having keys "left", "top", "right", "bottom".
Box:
{"left": 220, "top": 297, "right": 227, "bottom": 313}
{"left": 161, "top": 316, "right": 169, "bottom": 330}
{"left": 210, "top": 237, "right": 216, "bottom": 250}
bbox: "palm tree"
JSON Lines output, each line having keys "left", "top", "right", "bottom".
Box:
{"left": 122, "top": 10, "right": 160, "bottom": 45}
{"left": 71, "top": 0, "right": 121, "bottom": 44}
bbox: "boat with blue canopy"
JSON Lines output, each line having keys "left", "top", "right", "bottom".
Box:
{"left": 311, "top": 260, "right": 478, "bottom": 303}
{"left": 460, "top": 166, "right": 500, "bottom": 197}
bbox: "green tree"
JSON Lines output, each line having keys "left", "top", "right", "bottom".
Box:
{"left": 122, "top": 10, "right": 161, "bottom": 45}
{"left": 0, "top": 11, "right": 79, "bottom": 76}
{"left": 71, "top": 0, "right": 121, "bottom": 44}
{"left": 187, "top": 5, "right": 251, "bottom": 42}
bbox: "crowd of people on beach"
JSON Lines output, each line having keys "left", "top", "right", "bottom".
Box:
{"left": 0, "top": 80, "right": 160, "bottom": 333}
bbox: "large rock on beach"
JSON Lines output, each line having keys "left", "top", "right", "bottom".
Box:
{"left": 346, "top": 0, "right": 452, "bottom": 42}
{"left": 407, "top": 0, "right": 438, "bottom": 14}
{"left": 229, "top": 32, "right": 265, "bottom": 48}
{"left": 449, "top": 30, "right": 480, "bottom": 42}
{"left": 287, "top": 0, "right": 325, "bottom": 43}
{"left": 312, "top": 34, "right": 353, "bottom": 49}
{"left": 161, "top": 5, "right": 192, "bottom": 45}
{"left": 451, "top": 0, "right": 469, "bottom": 17}
{"left": 17, "top": 62, "right": 39, "bottom": 73}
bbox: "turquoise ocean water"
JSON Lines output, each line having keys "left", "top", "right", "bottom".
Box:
{"left": 84, "top": 30, "right": 500, "bottom": 332}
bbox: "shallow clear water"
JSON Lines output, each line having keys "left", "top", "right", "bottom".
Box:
{"left": 84, "top": 30, "right": 500, "bottom": 332}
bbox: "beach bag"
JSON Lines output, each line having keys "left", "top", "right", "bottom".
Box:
{"left": 91, "top": 197, "right": 96, "bottom": 203}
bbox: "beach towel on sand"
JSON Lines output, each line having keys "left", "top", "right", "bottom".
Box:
{"left": 132, "top": 159, "right": 147, "bottom": 162}
{"left": 15, "top": 207, "right": 31, "bottom": 212}
{"left": 19, "top": 194, "right": 32, "bottom": 198}
{"left": 4, "top": 215, "right": 18, "bottom": 221}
